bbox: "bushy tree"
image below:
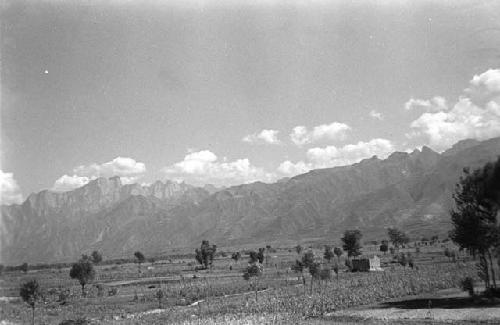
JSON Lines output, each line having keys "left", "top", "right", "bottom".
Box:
{"left": 156, "top": 289, "right": 164, "bottom": 308}
{"left": 450, "top": 162, "right": 500, "bottom": 289}
{"left": 387, "top": 228, "right": 410, "bottom": 249}
{"left": 257, "top": 248, "right": 265, "bottom": 264}
{"left": 295, "top": 244, "right": 303, "bottom": 255}
{"left": 341, "top": 230, "right": 362, "bottom": 258}
{"left": 301, "top": 250, "right": 315, "bottom": 268}
{"left": 379, "top": 240, "right": 389, "bottom": 255}
{"left": 195, "top": 240, "right": 217, "bottom": 270}
{"left": 308, "top": 262, "right": 321, "bottom": 294}
{"left": 20, "top": 279, "right": 41, "bottom": 325}
{"left": 134, "top": 251, "right": 146, "bottom": 274}
{"left": 231, "top": 252, "right": 241, "bottom": 263}
{"left": 291, "top": 260, "right": 305, "bottom": 284}
{"left": 333, "top": 247, "right": 343, "bottom": 262}
{"left": 323, "top": 245, "right": 335, "bottom": 263}
{"left": 243, "top": 263, "right": 262, "bottom": 301}
{"left": 248, "top": 250, "right": 259, "bottom": 264}
{"left": 91, "top": 250, "right": 103, "bottom": 264}
{"left": 70, "top": 256, "right": 95, "bottom": 297}
{"left": 21, "top": 262, "right": 28, "bottom": 273}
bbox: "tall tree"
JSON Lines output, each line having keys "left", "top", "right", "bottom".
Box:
{"left": 243, "top": 263, "right": 263, "bottom": 302}
{"left": 380, "top": 240, "right": 389, "bottom": 255}
{"left": 69, "top": 256, "right": 95, "bottom": 297}
{"left": 333, "top": 247, "right": 343, "bottom": 263}
{"left": 91, "top": 250, "right": 103, "bottom": 264}
{"left": 450, "top": 162, "right": 500, "bottom": 289}
{"left": 341, "top": 230, "right": 363, "bottom": 258}
{"left": 195, "top": 240, "right": 217, "bottom": 270}
{"left": 19, "top": 279, "right": 41, "bottom": 325}
{"left": 134, "top": 251, "right": 146, "bottom": 274}
{"left": 323, "top": 245, "right": 335, "bottom": 263}
{"left": 387, "top": 228, "right": 410, "bottom": 250}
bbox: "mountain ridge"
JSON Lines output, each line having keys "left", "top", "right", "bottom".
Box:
{"left": 2, "top": 137, "right": 500, "bottom": 264}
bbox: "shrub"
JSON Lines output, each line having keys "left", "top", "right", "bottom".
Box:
{"left": 460, "top": 277, "right": 474, "bottom": 297}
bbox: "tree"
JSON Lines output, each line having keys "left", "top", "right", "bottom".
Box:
{"left": 301, "top": 250, "right": 315, "bottom": 268}
{"left": 379, "top": 240, "right": 389, "bottom": 255}
{"left": 308, "top": 262, "right": 321, "bottom": 294}
{"left": 332, "top": 261, "right": 340, "bottom": 282}
{"left": 333, "top": 247, "right": 343, "bottom": 262}
{"left": 21, "top": 262, "right": 28, "bottom": 273}
{"left": 231, "top": 252, "right": 241, "bottom": 263}
{"left": 257, "top": 248, "right": 265, "bottom": 264}
{"left": 243, "top": 263, "right": 262, "bottom": 302}
{"left": 20, "top": 279, "right": 41, "bottom": 325}
{"left": 156, "top": 289, "right": 164, "bottom": 308}
{"left": 70, "top": 256, "right": 95, "bottom": 297}
{"left": 341, "top": 230, "right": 362, "bottom": 258}
{"left": 134, "top": 251, "right": 146, "bottom": 274}
{"left": 195, "top": 240, "right": 217, "bottom": 270}
{"left": 323, "top": 245, "right": 335, "bottom": 263}
{"left": 295, "top": 244, "right": 303, "bottom": 255}
{"left": 450, "top": 163, "right": 500, "bottom": 289}
{"left": 91, "top": 250, "right": 103, "bottom": 264}
{"left": 248, "top": 250, "right": 259, "bottom": 264}
{"left": 387, "top": 228, "right": 410, "bottom": 250}
{"left": 291, "top": 260, "right": 305, "bottom": 285}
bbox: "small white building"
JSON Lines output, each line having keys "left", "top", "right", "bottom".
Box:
{"left": 369, "top": 255, "right": 383, "bottom": 271}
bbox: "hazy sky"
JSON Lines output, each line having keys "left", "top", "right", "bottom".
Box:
{"left": 1, "top": 0, "right": 500, "bottom": 203}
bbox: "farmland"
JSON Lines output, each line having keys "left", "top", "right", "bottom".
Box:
{"left": 2, "top": 240, "right": 495, "bottom": 325}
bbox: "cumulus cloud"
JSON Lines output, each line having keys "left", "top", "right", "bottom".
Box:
{"left": 407, "top": 69, "right": 500, "bottom": 151}
{"left": 52, "top": 175, "right": 90, "bottom": 192}
{"left": 51, "top": 157, "right": 147, "bottom": 192}
{"left": 243, "top": 129, "right": 281, "bottom": 145}
{"left": 307, "top": 138, "right": 395, "bottom": 168}
{"left": 162, "top": 150, "right": 276, "bottom": 186}
{"left": 277, "top": 160, "right": 311, "bottom": 176}
{"left": 277, "top": 138, "right": 395, "bottom": 176}
{"left": 290, "top": 122, "right": 351, "bottom": 146}
{"left": 404, "top": 96, "right": 448, "bottom": 112}
{"left": 369, "top": 110, "right": 384, "bottom": 120}
{"left": 0, "top": 170, "right": 23, "bottom": 205}
{"left": 73, "top": 157, "right": 146, "bottom": 177}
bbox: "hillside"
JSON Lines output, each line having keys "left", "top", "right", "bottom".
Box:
{"left": 2, "top": 137, "right": 500, "bottom": 264}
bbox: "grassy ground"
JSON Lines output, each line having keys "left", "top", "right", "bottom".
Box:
{"left": 0, "top": 243, "right": 493, "bottom": 324}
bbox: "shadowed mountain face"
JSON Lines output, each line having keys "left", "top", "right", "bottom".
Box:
{"left": 2, "top": 137, "right": 500, "bottom": 264}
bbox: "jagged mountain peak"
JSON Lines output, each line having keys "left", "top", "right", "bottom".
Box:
{"left": 2, "top": 137, "right": 500, "bottom": 264}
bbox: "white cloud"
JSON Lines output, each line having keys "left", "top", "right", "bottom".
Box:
{"left": 290, "top": 122, "right": 351, "bottom": 146}
{"left": 466, "top": 69, "right": 500, "bottom": 105}
{"left": 243, "top": 129, "right": 281, "bottom": 145}
{"left": 407, "top": 69, "right": 500, "bottom": 151}
{"left": 51, "top": 157, "right": 147, "bottom": 192}
{"left": 404, "top": 96, "right": 448, "bottom": 112}
{"left": 73, "top": 157, "right": 146, "bottom": 177}
{"left": 162, "top": 150, "right": 276, "bottom": 186}
{"left": 307, "top": 138, "right": 395, "bottom": 168}
{"left": 277, "top": 160, "right": 311, "bottom": 176}
{"left": 52, "top": 175, "right": 90, "bottom": 192}
{"left": 369, "top": 110, "right": 383, "bottom": 120}
{"left": 0, "top": 170, "right": 23, "bottom": 205}
{"left": 277, "top": 138, "right": 394, "bottom": 176}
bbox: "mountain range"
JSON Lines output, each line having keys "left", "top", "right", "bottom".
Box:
{"left": 2, "top": 137, "right": 500, "bottom": 264}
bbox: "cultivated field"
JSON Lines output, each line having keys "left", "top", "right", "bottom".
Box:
{"left": 0, "top": 242, "right": 495, "bottom": 324}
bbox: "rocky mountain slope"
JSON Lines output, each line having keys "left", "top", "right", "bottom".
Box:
{"left": 2, "top": 137, "right": 500, "bottom": 264}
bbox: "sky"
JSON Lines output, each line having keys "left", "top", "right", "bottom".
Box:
{"left": 1, "top": 0, "right": 500, "bottom": 204}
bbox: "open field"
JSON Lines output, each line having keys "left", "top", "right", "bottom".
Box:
{"left": 1, "top": 243, "right": 497, "bottom": 324}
